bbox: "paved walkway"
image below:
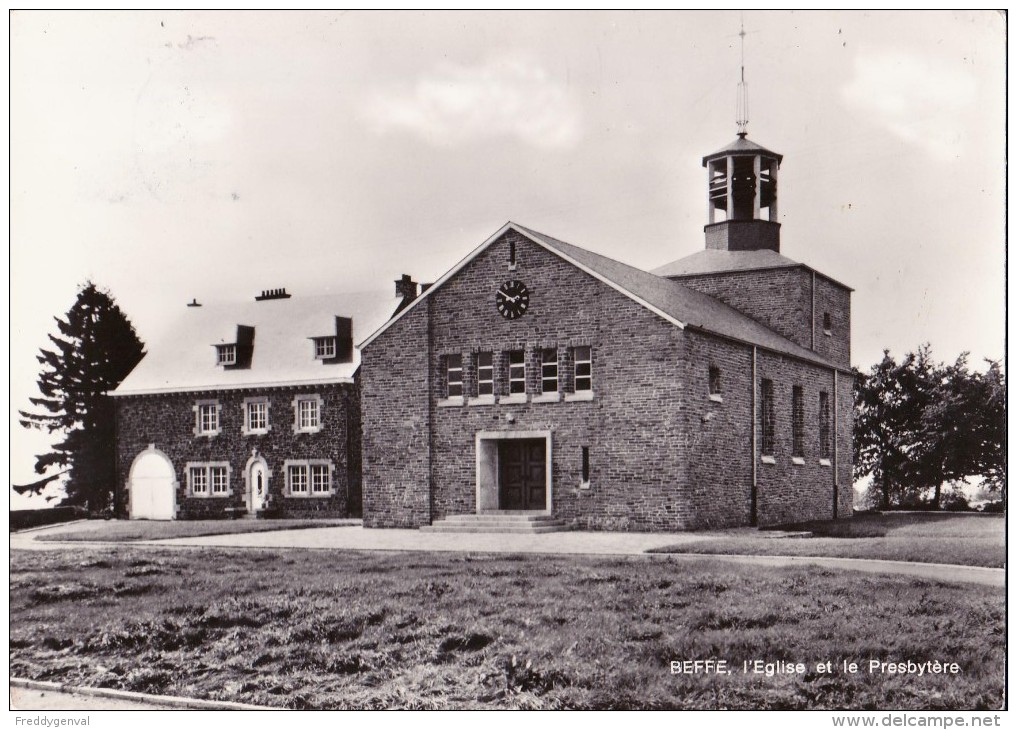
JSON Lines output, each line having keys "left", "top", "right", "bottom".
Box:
{"left": 12, "top": 522, "right": 1004, "bottom": 587}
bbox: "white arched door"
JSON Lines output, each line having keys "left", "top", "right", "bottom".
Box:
{"left": 129, "top": 449, "right": 176, "bottom": 520}
{"left": 248, "top": 460, "right": 268, "bottom": 512}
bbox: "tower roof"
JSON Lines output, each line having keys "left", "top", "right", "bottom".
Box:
{"left": 702, "top": 135, "right": 783, "bottom": 166}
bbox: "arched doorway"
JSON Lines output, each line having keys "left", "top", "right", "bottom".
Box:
{"left": 244, "top": 453, "right": 271, "bottom": 514}
{"left": 128, "top": 446, "right": 177, "bottom": 520}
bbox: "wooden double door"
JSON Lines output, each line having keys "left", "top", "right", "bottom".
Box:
{"left": 498, "top": 439, "right": 547, "bottom": 510}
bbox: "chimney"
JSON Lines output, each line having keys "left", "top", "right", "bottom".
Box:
{"left": 335, "top": 316, "right": 354, "bottom": 363}
{"left": 187, "top": 298, "right": 202, "bottom": 307}
{"left": 420, "top": 282, "right": 433, "bottom": 294}
{"left": 395, "top": 274, "right": 418, "bottom": 302}
{"left": 255, "top": 287, "right": 292, "bottom": 301}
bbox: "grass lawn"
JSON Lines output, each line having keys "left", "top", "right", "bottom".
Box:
{"left": 39, "top": 519, "right": 359, "bottom": 543}
{"left": 9, "top": 547, "right": 1003, "bottom": 710}
{"left": 651, "top": 513, "right": 1005, "bottom": 568}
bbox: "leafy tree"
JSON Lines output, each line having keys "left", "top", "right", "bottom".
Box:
{"left": 18, "top": 282, "right": 145, "bottom": 511}
{"left": 854, "top": 345, "right": 1006, "bottom": 510}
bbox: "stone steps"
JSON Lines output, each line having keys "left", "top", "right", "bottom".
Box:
{"left": 420, "top": 513, "right": 568, "bottom": 534}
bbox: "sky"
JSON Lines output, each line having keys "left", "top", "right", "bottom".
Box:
{"left": 9, "top": 10, "right": 1007, "bottom": 505}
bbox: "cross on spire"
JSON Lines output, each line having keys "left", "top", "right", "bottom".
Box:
{"left": 736, "top": 16, "right": 750, "bottom": 137}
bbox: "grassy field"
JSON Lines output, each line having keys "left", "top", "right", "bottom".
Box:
{"left": 652, "top": 513, "right": 1005, "bottom": 568}
{"left": 10, "top": 547, "right": 1004, "bottom": 710}
{"left": 38, "top": 519, "right": 359, "bottom": 543}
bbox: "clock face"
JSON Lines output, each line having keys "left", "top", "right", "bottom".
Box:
{"left": 495, "top": 280, "right": 530, "bottom": 320}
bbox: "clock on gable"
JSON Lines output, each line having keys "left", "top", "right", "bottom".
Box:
{"left": 495, "top": 280, "right": 530, "bottom": 320}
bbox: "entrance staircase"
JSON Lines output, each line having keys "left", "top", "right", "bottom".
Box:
{"left": 420, "top": 511, "right": 567, "bottom": 534}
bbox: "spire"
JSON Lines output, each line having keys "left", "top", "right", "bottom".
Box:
{"left": 736, "top": 17, "right": 749, "bottom": 137}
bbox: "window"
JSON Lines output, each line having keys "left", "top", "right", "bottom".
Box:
{"left": 285, "top": 460, "right": 334, "bottom": 497}
{"left": 581, "top": 446, "right": 590, "bottom": 486}
{"left": 574, "top": 347, "right": 592, "bottom": 392}
{"left": 760, "top": 379, "right": 775, "bottom": 457}
{"left": 189, "top": 466, "right": 208, "bottom": 495}
{"left": 292, "top": 394, "right": 323, "bottom": 433}
{"left": 819, "top": 391, "right": 832, "bottom": 461}
{"left": 823, "top": 312, "right": 832, "bottom": 334}
{"left": 216, "top": 344, "right": 237, "bottom": 366}
{"left": 211, "top": 465, "right": 230, "bottom": 495}
{"left": 541, "top": 349, "right": 558, "bottom": 394}
{"left": 193, "top": 400, "right": 221, "bottom": 437}
{"left": 314, "top": 337, "right": 337, "bottom": 359}
{"left": 792, "top": 385, "right": 805, "bottom": 459}
{"left": 709, "top": 365, "right": 722, "bottom": 397}
{"left": 509, "top": 239, "right": 516, "bottom": 267}
{"left": 187, "top": 462, "right": 230, "bottom": 497}
{"left": 508, "top": 351, "right": 526, "bottom": 394}
{"left": 446, "top": 354, "right": 463, "bottom": 398}
{"left": 243, "top": 398, "right": 270, "bottom": 435}
{"left": 311, "top": 464, "right": 331, "bottom": 494}
{"left": 477, "top": 352, "right": 494, "bottom": 396}
{"left": 288, "top": 464, "right": 308, "bottom": 495}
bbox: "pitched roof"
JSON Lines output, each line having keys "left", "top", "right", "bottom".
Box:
{"left": 112, "top": 292, "right": 402, "bottom": 396}
{"left": 702, "top": 134, "right": 783, "bottom": 165}
{"left": 651, "top": 248, "right": 853, "bottom": 290}
{"left": 360, "top": 222, "right": 842, "bottom": 370}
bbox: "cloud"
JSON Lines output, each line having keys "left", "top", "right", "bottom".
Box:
{"left": 841, "top": 48, "right": 977, "bottom": 161}
{"left": 362, "top": 54, "right": 582, "bottom": 150}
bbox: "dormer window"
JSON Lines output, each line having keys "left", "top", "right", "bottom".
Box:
{"left": 314, "top": 337, "right": 337, "bottom": 359}
{"left": 216, "top": 344, "right": 237, "bottom": 366}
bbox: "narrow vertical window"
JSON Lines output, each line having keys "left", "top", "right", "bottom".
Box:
{"left": 509, "top": 239, "right": 516, "bottom": 266}
{"left": 581, "top": 446, "right": 590, "bottom": 484}
{"left": 190, "top": 466, "right": 208, "bottom": 495}
{"left": 210, "top": 466, "right": 230, "bottom": 495}
{"left": 310, "top": 464, "right": 331, "bottom": 494}
{"left": 541, "top": 349, "right": 558, "bottom": 394}
{"left": 446, "top": 354, "right": 463, "bottom": 398}
{"left": 477, "top": 352, "right": 494, "bottom": 396}
{"left": 289, "top": 464, "right": 309, "bottom": 495}
{"left": 574, "top": 346, "right": 592, "bottom": 392}
{"left": 792, "top": 385, "right": 805, "bottom": 458}
{"left": 819, "top": 391, "right": 831, "bottom": 460}
{"left": 823, "top": 312, "right": 832, "bottom": 334}
{"left": 508, "top": 351, "right": 526, "bottom": 394}
{"left": 709, "top": 366, "right": 722, "bottom": 396}
{"left": 760, "top": 379, "right": 775, "bottom": 457}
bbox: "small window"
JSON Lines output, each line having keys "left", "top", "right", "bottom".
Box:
{"left": 194, "top": 401, "right": 221, "bottom": 436}
{"left": 823, "top": 312, "right": 832, "bottom": 334}
{"left": 581, "top": 446, "right": 590, "bottom": 484}
{"left": 244, "top": 398, "right": 270, "bottom": 435}
{"left": 541, "top": 349, "right": 558, "bottom": 394}
{"left": 792, "top": 385, "right": 805, "bottom": 458}
{"left": 574, "top": 346, "right": 592, "bottom": 392}
{"left": 210, "top": 465, "right": 230, "bottom": 495}
{"left": 189, "top": 466, "right": 208, "bottom": 495}
{"left": 508, "top": 351, "right": 526, "bottom": 394}
{"left": 292, "top": 394, "right": 323, "bottom": 433}
{"left": 819, "top": 391, "right": 832, "bottom": 460}
{"left": 446, "top": 354, "right": 463, "bottom": 398}
{"left": 709, "top": 365, "right": 722, "bottom": 396}
{"left": 760, "top": 379, "right": 775, "bottom": 456}
{"left": 314, "top": 337, "right": 337, "bottom": 359}
{"left": 311, "top": 464, "right": 331, "bottom": 494}
{"left": 288, "top": 464, "right": 309, "bottom": 495}
{"left": 510, "top": 239, "right": 516, "bottom": 266}
{"left": 477, "top": 352, "right": 494, "bottom": 396}
{"left": 216, "top": 344, "right": 237, "bottom": 366}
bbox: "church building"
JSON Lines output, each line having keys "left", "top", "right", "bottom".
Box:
{"left": 358, "top": 131, "right": 854, "bottom": 532}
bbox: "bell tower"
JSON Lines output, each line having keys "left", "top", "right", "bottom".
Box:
{"left": 702, "top": 21, "right": 782, "bottom": 253}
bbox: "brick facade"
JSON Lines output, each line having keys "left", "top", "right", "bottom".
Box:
{"left": 361, "top": 228, "right": 854, "bottom": 531}
{"left": 115, "top": 383, "right": 358, "bottom": 520}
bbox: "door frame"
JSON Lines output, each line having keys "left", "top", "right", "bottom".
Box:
{"left": 243, "top": 452, "right": 272, "bottom": 513}
{"left": 127, "top": 444, "right": 178, "bottom": 520}
{"left": 475, "top": 430, "right": 552, "bottom": 514}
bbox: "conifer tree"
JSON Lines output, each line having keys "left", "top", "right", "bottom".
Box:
{"left": 18, "top": 282, "right": 145, "bottom": 511}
